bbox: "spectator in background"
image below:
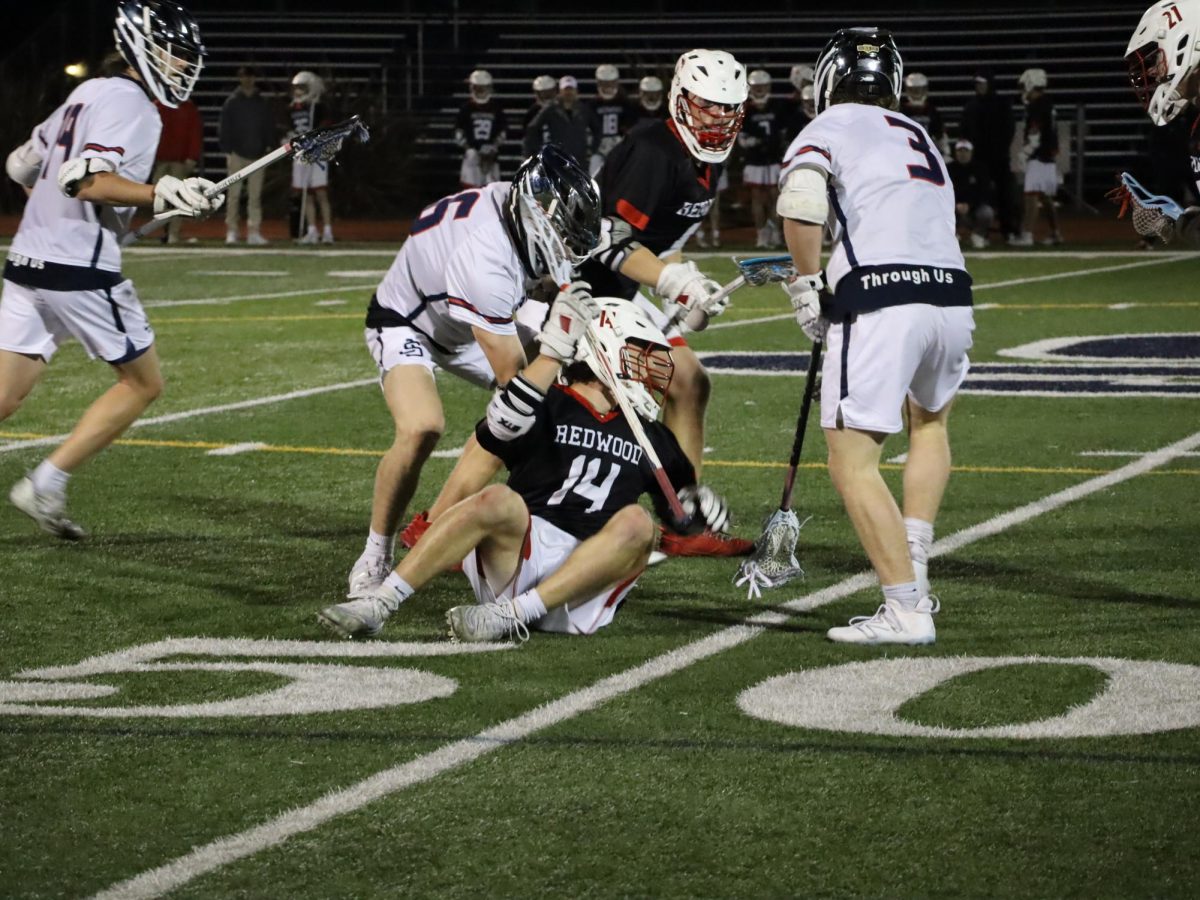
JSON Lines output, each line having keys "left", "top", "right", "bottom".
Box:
{"left": 455, "top": 69, "right": 507, "bottom": 189}
{"left": 739, "top": 69, "right": 787, "bottom": 248}
{"left": 1011, "top": 68, "right": 1062, "bottom": 246}
{"left": 900, "top": 72, "right": 948, "bottom": 158}
{"left": 219, "top": 66, "right": 275, "bottom": 245}
{"left": 783, "top": 65, "right": 815, "bottom": 142}
{"left": 590, "top": 63, "right": 634, "bottom": 175}
{"left": 961, "top": 70, "right": 1017, "bottom": 242}
{"left": 523, "top": 74, "right": 557, "bottom": 146}
{"left": 152, "top": 96, "right": 203, "bottom": 244}
{"left": 634, "top": 75, "right": 666, "bottom": 122}
{"left": 523, "top": 76, "right": 595, "bottom": 165}
{"left": 947, "top": 139, "right": 995, "bottom": 248}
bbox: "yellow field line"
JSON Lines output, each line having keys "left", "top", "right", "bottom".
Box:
{"left": 4, "top": 430, "right": 1199, "bottom": 476}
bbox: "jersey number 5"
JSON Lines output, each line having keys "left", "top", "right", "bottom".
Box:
{"left": 411, "top": 190, "right": 480, "bottom": 236}
{"left": 884, "top": 115, "right": 945, "bottom": 186}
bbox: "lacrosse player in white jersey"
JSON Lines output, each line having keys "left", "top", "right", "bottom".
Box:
{"left": 346, "top": 144, "right": 601, "bottom": 598}
{"left": 1123, "top": 0, "right": 1200, "bottom": 247}
{"left": 2, "top": 0, "right": 221, "bottom": 540}
{"left": 777, "top": 27, "right": 975, "bottom": 645}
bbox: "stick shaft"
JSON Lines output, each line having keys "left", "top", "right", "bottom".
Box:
{"left": 665, "top": 273, "right": 743, "bottom": 330}
{"left": 779, "top": 340, "right": 823, "bottom": 512}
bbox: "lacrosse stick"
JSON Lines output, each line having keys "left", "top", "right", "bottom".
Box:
{"left": 122, "top": 115, "right": 369, "bottom": 246}
{"left": 581, "top": 322, "right": 691, "bottom": 530}
{"left": 735, "top": 339, "right": 822, "bottom": 599}
{"left": 296, "top": 99, "right": 317, "bottom": 242}
{"left": 1106, "top": 171, "right": 1184, "bottom": 245}
{"left": 666, "top": 254, "right": 797, "bottom": 331}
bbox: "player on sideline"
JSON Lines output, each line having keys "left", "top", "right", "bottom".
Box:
{"left": 1123, "top": 0, "right": 1200, "bottom": 247}
{"left": 289, "top": 70, "right": 334, "bottom": 243}
{"left": 2, "top": 0, "right": 220, "bottom": 539}
{"left": 344, "top": 145, "right": 601, "bottom": 599}
{"left": 776, "top": 28, "right": 975, "bottom": 645}
{"left": 319, "top": 298, "right": 733, "bottom": 641}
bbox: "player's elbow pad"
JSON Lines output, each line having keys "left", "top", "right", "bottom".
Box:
{"left": 6, "top": 139, "right": 43, "bottom": 188}
{"left": 57, "top": 156, "right": 116, "bottom": 198}
{"left": 776, "top": 167, "right": 829, "bottom": 224}
{"left": 591, "top": 216, "right": 643, "bottom": 273}
{"left": 485, "top": 374, "right": 544, "bottom": 441}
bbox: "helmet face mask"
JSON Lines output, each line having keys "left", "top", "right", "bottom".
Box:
{"left": 639, "top": 75, "right": 664, "bottom": 111}
{"left": 576, "top": 299, "right": 674, "bottom": 421}
{"left": 507, "top": 145, "right": 601, "bottom": 283}
{"left": 292, "top": 70, "right": 323, "bottom": 105}
{"left": 669, "top": 49, "right": 748, "bottom": 163}
{"left": 813, "top": 27, "right": 904, "bottom": 116}
{"left": 748, "top": 69, "right": 772, "bottom": 107}
{"left": 113, "top": 0, "right": 205, "bottom": 108}
{"left": 596, "top": 63, "right": 621, "bottom": 100}
{"left": 1125, "top": 0, "right": 1200, "bottom": 125}
{"left": 468, "top": 69, "right": 493, "bottom": 104}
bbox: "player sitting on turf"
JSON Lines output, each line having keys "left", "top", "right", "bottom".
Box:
{"left": 345, "top": 144, "right": 601, "bottom": 600}
{"left": 2, "top": 0, "right": 221, "bottom": 540}
{"left": 319, "top": 297, "right": 732, "bottom": 642}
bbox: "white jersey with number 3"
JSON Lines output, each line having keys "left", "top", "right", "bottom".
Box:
{"left": 779, "top": 104, "right": 970, "bottom": 315}
{"left": 11, "top": 76, "right": 160, "bottom": 275}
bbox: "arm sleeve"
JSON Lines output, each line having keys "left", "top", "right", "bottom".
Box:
{"left": 604, "top": 138, "right": 670, "bottom": 234}
{"left": 495, "top": 107, "right": 508, "bottom": 144}
{"left": 444, "top": 243, "right": 519, "bottom": 335}
{"left": 779, "top": 117, "right": 836, "bottom": 182}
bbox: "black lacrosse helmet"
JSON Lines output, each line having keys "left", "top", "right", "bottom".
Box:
{"left": 813, "top": 27, "right": 904, "bottom": 115}
{"left": 114, "top": 0, "right": 206, "bottom": 108}
{"left": 506, "top": 144, "right": 601, "bottom": 282}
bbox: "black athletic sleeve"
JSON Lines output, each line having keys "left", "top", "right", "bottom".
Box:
{"left": 454, "top": 103, "right": 471, "bottom": 146}
{"left": 494, "top": 106, "right": 508, "bottom": 144}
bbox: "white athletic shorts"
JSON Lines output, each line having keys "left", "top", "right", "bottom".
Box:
{"left": 364, "top": 322, "right": 539, "bottom": 389}
{"left": 460, "top": 150, "right": 500, "bottom": 188}
{"left": 291, "top": 158, "right": 328, "bottom": 190}
{"left": 0, "top": 278, "right": 154, "bottom": 364}
{"left": 1023, "top": 158, "right": 1059, "bottom": 195}
{"left": 743, "top": 164, "right": 781, "bottom": 187}
{"left": 820, "top": 304, "right": 975, "bottom": 434}
{"left": 462, "top": 514, "right": 640, "bottom": 635}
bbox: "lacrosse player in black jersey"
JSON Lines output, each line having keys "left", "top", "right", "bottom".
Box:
{"left": 319, "top": 297, "right": 732, "bottom": 642}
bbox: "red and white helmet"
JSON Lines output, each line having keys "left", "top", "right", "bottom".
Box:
{"left": 1126, "top": 0, "right": 1200, "bottom": 125}
{"left": 596, "top": 63, "right": 621, "bottom": 100}
{"left": 468, "top": 68, "right": 493, "bottom": 103}
{"left": 748, "top": 69, "right": 772, "bottom": 107}
{"left": 668, "top": 49, "right": 748, "bottom": 163}
{"left": 576, "top": 298, "right": 674, "bottom": 421}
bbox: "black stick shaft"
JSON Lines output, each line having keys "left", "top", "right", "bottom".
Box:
{"left": 778, "top": 340, "right": 823, "bottom": 512}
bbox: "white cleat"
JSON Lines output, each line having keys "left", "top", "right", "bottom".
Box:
{"left": 347, "top": 556, "right": 393, "bottom": 599}
{"left": 827, "top": 596, "right": 939, "bottom": 646}
{"left": 445, "top": 602, "right": 529, "bottom": 644}
{"left": 298, "top": 226, "right": 320, "bottom": 245}
{"left": 246, "top": 231, "right": 269, "bottom": 246}
{"left": 317, "top": 594, "right": 393, "bottom": 639}
{"left": 224, "top": 229, "right": 238, "bottom": 245}
{"left": 913, "top": 559, "right": 930, "bottom": 599}
{"left": 321, "top": 227, "right": 334, "bottom": 244}
{"left": 9, "top": 476, "right": 86, "bottom": 540}
{"left": 646, "top": 550, "right": 668, "bottom": 567}
{"left": 1007, "top": 231, "right": 1034, "bottom": 247}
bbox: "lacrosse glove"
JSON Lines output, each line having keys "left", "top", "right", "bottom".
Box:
{"left": 539, "top": 281, "right": 598, "bottom": 361}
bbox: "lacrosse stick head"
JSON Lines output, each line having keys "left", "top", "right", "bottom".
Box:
{"left": 1106, "top": 171, "right": 1183, "bottom": 243}
{"left": 733, "top": 255, "right": 798, "bottom": 287}
{"left": 291, "top": 116, "right": 370, "bottom": 165}
{"left": 734, "top": 508, "right": 809, "bottom": 600}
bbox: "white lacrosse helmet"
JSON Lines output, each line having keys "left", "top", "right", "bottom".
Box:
{"left": 468, "top": 68, "right": 493, "bottom": 103}
{"left": 748, "top": 69, "right": 772, "bottom": 107}
{"left": 639, "top": 75, "right": 664, "bottom": 110}
{"left": 903, "top": 71, "right": 929, "bottom": 102}
{"left": 790, "top": 63, "right": 814, "bottom": 91}
{"left": 669, "top": 49, "right": 748, "bottom": 163}
{"left": 113, "top": 0, "right": 205, "bottom": 108}
{"left": 1018, "top": 67, "right": 1048, "bottom": 100}
{"left": 292, "top": 70, "right": 324, "bottom": 104}
{"left": 1127, "top": 0, "right": 1200, "bottom": 125}
{"left": 576, "top": 298, "right": 674, "bottom": 421}
{"left": 596, "top": 63, "right": 621, "bottom": 100}
{"left": 532, "top": 73, "right": 556, "bottom": 102}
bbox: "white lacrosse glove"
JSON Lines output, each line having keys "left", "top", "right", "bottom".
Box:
{"left": 153, "top": 175, "right": 223, "bottom": 217}
{"left": 656, "top": 261, "right": 727, "bottom": 332}
{"left": 678, "top": 485, "right": 731, "bottom": 535}
{"left": 485, "top": 374, "right": 545, "bottom": 442}
{"left": 539, "top": 281, "right": 598, "bottom": 362}
{"left": 6, "top": 139, "right": 44, "bottom": 188}
{"left": 783, "top": 273, "right": 828, "bottom": 343}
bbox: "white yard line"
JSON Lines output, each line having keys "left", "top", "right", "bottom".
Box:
{"left": 1079, "top": 449, "right": 1200, "bottom": 458}
{"left": 144, "top": 284, "right": 376, "bottom": 308}
{"left": 91, "top": 426, "right": 1200, "bottom": 900}
{"left": 0, "top": 379, "right": 376, "bottom": 455}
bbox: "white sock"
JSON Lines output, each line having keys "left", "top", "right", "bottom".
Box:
{"left": 30, "top": 460, "right": 70, "bottom": 497}
{"left": 882, "top": 581, "right": 921, "bottom": 611}
{"left": 904, "top": 517, "right": 934, "bottom": 565}
{"left": 363, "top": 529, "right": 394, "bottom": 560}
{"left": 511, "top": 588, "right": 548, "bottom": 623}
{"left": 378, "top": 572, "right": 414, "bottom": 608}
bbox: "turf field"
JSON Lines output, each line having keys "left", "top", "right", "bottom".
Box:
{"left": 2, "top": 243, "right": 1199, "bottom": 899}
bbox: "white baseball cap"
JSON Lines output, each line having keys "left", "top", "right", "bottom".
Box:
{"left": 559, "top": 75, "right": 578, "bottom": 90}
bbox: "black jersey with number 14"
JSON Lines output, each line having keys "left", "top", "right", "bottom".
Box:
{"left": 475, "top": 384, "right": 695, "bottom": 539}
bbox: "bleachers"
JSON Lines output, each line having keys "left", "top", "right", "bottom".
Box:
{"left": 416, "top": 9, "right": 1151, "bottom": 202}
